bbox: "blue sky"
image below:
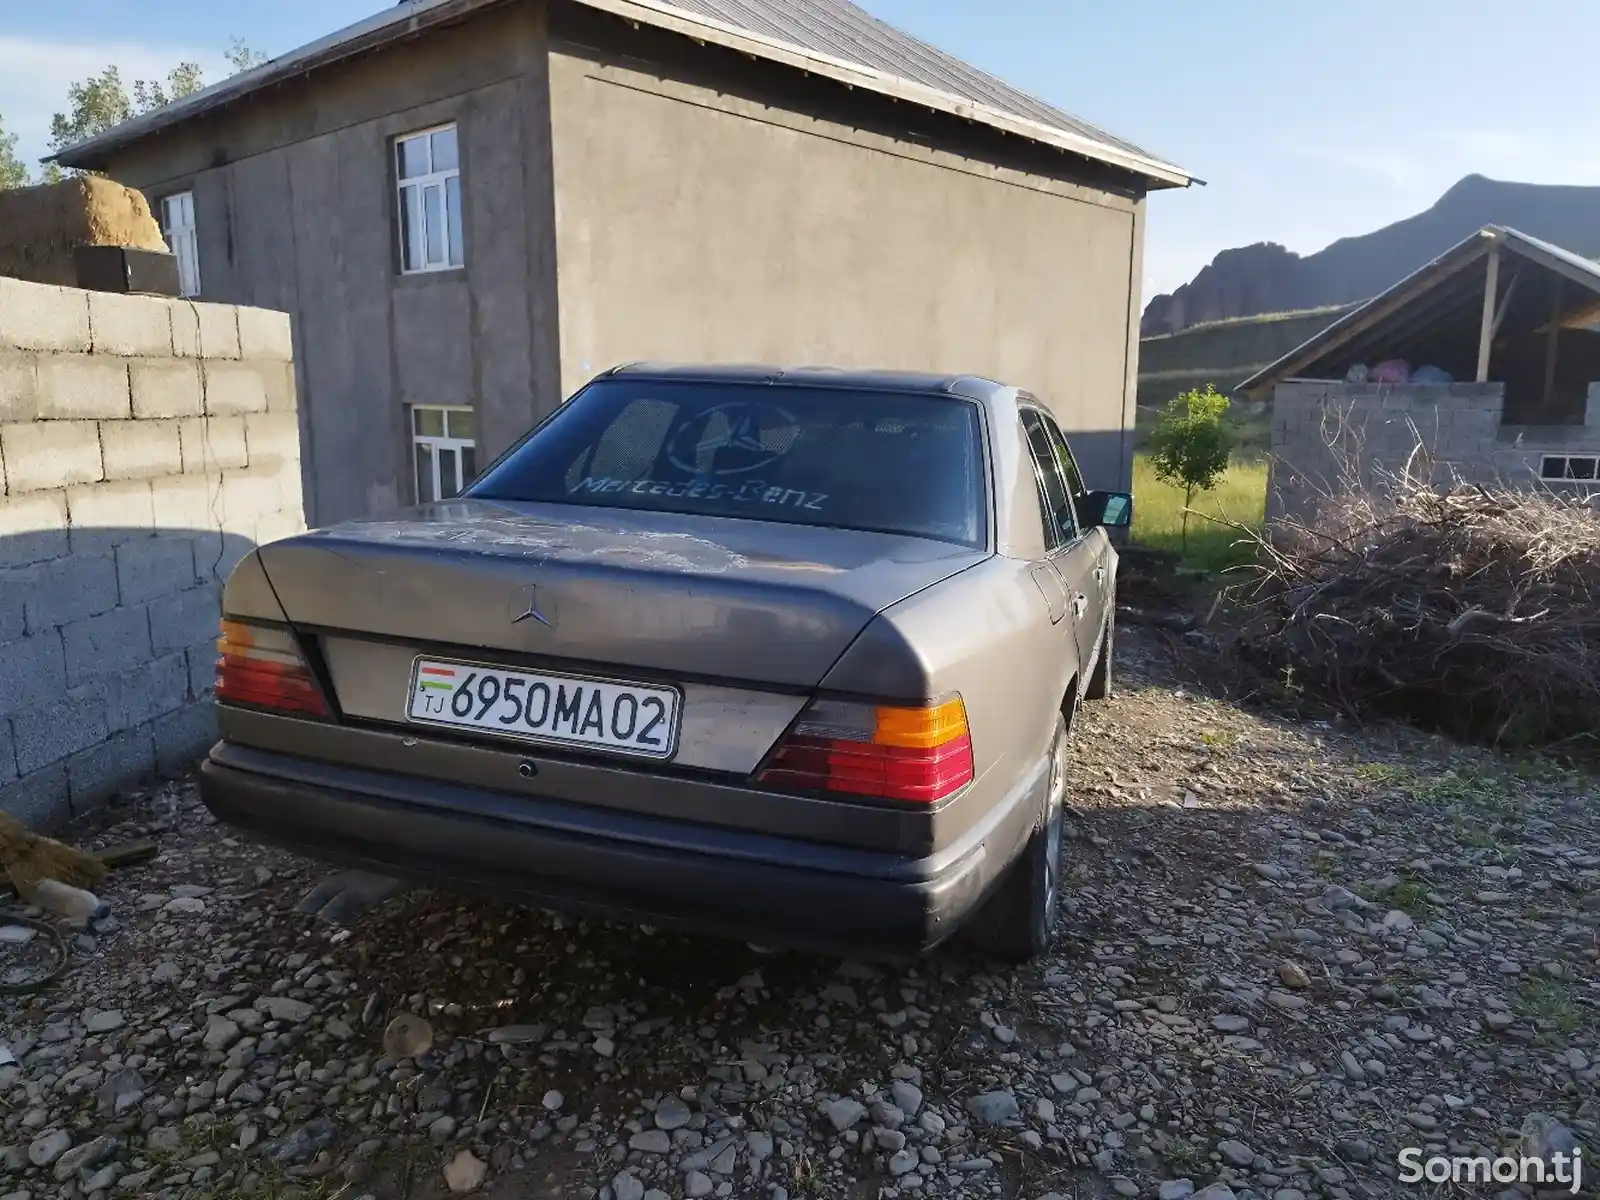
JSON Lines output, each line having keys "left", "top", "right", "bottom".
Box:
{"left": 5, "top": 0, "right": 1600, "bottom": 299}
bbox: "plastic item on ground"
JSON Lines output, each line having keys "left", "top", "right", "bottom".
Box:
{"left": 28, "top": 879, "right": 109, "bottom": 921}
{"left": 1369, "top": 359, "right": 1411, "bottom": 384}
{"left": 1345, "top": 363, "right": 1369, "bottom": 384}
{"left": 1410, "top": 364, "right": 1454, "bottom": 384}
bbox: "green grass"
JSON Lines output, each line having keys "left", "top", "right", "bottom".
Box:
{"left": 1518, "top": 978, "right": 1583, "bottom": 1035}
{"left": 1131, "top": 453, "right": 1268, "bottom": 573}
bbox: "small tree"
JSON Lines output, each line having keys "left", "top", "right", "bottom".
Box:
{"left": 1146, "top": 384, "right": 1233, "bottom": 553}
{"left": 0, "top": 114, "right": 28, "bottom": 189}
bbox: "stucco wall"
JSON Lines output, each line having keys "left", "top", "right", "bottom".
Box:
{"left": 546, "top": 30, "right": 1144, "bottom": 491}
{"left": 1267, "top": 379, "right": 1600, "bottom": 523}
{"left": 97, "top": 4, "right": 561, "bottom": 528}
{"left": 0, "top": 278, "right": 304, "bottom": 828}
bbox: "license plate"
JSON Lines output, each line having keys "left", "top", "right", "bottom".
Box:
{"left": 406, "top": 658, "right": 681, "bottom": 759}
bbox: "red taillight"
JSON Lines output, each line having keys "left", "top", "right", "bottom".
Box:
{"left": 758, "top": 695, "right": 974, "bottom": 803}
{"left": 214, "top": 620, "right": 330, "bottom": 717}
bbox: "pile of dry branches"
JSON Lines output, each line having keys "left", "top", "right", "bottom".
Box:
{"left": 1230, "top": 468, "right": 1600, "bottom": 754}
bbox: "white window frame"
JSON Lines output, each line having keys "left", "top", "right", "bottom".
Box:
{"left": 159, "top": 191, "right": 200, "bottom": 297}
{"left": 412, "top": 405, "right": 476, "bottom": 503}
{"left": 395, "top": 124, "right": 464, "bottom": 274}
{"left": 1539, "top": 453, "right": 1599, "bottom": 482}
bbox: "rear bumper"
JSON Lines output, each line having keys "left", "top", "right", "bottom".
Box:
{"left": 198, "top": 742, "right": 1011, "bottom": 958}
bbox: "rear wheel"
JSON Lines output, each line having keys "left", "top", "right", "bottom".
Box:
{"left": 1085, "top": 604, "right": 1114, "bottom": 701}
{"left": 965, "top": 713, "right": 1069, "bottom": 961}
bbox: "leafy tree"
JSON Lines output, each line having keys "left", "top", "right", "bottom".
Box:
{"left": 226, "top": 38, "right": 270, "bottom": 73}
{"left": 131, "top": 62, "right": 205, "bottom": 112}
{"left": 0, "top": 113, "right": 29, "bottom": 189}
{"left": 1146, "top": 384, "right": 1234, "bottom": 553}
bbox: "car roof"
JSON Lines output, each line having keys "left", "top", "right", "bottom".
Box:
{"left": 602, "top": 362, "right": 1018, "bottom": 403}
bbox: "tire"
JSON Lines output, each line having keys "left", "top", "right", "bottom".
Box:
{"left": 964, "top": 713, "right": 1069, "bottom": 962}
{"left": 1084, "top": 603, "right": 1115, "bottom": 701}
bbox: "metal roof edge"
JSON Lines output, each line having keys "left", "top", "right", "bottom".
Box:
{"left": 52, "top": 0, "right": 1193, "bottom": 188}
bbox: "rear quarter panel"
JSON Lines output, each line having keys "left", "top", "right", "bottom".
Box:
{"left": 820, "top": 554, "right": 1078, "bottom": 855}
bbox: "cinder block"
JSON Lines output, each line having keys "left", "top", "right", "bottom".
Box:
{"left": 151, "top": 473, "right": 222, "bottom": 532}
{"left": 0, "top": 762, "right": 70, "bottom": 830}
{"left": 0, "top": 575, "right": 23, "bottom": 643}
{"left": 244, "top": 411, "right": 301, "bottom": 466}
{"left": 0, "top": 277, "right": 91, "bottom": 352}
{"left": 116, "top": 536, "right": 196, "bottom": 605}
{"left": 37, "top": 356, "right": 131, "bottom": 422}
{"left": 186, "top": 639, "right": 218, "bottom": 698}
{"left": 0, "top": 716, "right": 14, "bottom": 783}
{"left": 237, "top": 306, "right": 293, "bottom": 361}
{"left": 100, "top": 419, "right": 182, "bottom": 480}
{"left": 22, "top": 551, "right": 119, "bottom": 634}
{"left": 262, "top": 361, "right": 298, "bottom": 414}
{"left": 222, "top": 467, "right": 283, "bottom": 520}
{"left": 178, "top": 415, "right": 248, "bottom": 472}
{"left": 0, "top": 491, "right": 69, "bottom": 567}
{"left": 154, "top": 701, "right": 217, "bottom": 773}
{"left": 254, "top": 509, "right": 305, "bottom": 546}
{"left": 63, "top": 605, "right": 153, "bottom": 686}
{"left": 204, "top": 362, "right": 269, "bottom": 415}
{"left": 66, "top": 479, "right": 154, "bottom": 547}
{"left": 196, "top": 304, "right": 240, "bottom": 360}
{"left": 151, "top": 585, "right": 221, "bottom": 654}
{"left": 12, "top": 685, "right": 107, "bottom": 773}
{"left": 130, "top": 359, "right": 203, "bottom": 419}
{"left": 89, "top": 291, "right": 174, "bottom": 356}
{"left": 106, "top": 652, "right": 189, "bottom": 730}
{"left": 1, "top": 420, "right": 104, "bottom": 492}
{"left": 169, "top": 300, "right": 201, "bottom": 358}
{"left": 0, "top": 352, "right": 38, "bottom": 422}
{"left": 67, "top": 725, "right": 155, "bottom": 812}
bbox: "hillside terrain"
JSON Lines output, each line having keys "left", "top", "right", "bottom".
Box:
{"left": 1143, "top": 174, "right": 1600, "bottom": 335}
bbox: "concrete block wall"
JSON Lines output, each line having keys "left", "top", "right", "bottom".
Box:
{"left": 1265, "top": 381, "right": 1507, "bottom": 522}
{"left": 0, "top": 277, "right": 304, "bottom": 828}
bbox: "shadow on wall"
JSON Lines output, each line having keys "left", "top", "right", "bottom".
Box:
{"left": 0, "top": 526, "right": 258, "bottom": 831}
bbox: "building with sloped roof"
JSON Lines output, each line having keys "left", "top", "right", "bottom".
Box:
{"left": 54, "top": 0, "right": 1191, "bottom": 524}
{"left": 1241, "top": 226, "right": 1600, "bottom": 521}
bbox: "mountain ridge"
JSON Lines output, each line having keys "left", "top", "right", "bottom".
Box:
{"left": 1141, "top": 175, "right": 1600, "bottom": 336}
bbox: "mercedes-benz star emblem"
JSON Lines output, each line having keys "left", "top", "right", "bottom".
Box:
{"left": 510, "top": 585, "right": 552, "bottom": 627}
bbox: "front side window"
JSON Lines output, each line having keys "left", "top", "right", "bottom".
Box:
{"left": 159, "top": 191, "right": 200, "bottom": 297}
{"left": 469, "top": 380, "right": 988, "bottom": 548}
{"left": 396, "top": 125, "right": 464, "bottom": 273}
{"left": 413, "top": 405, "right": 476, "bottom": 502}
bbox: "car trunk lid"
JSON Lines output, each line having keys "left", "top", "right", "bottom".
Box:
{"left": 256, "top": 500, "right": 986, "bottom": 690}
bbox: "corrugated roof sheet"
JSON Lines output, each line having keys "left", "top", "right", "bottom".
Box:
{"left": 50, "top": 0, "right": 1190, "bottom": 187}
{"left": 660, "top": 0, "right": 1153, "bottom": 159}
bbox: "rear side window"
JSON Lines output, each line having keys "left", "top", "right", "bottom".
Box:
{"left": 469, "top": 380, "right": 988, "bottom": 547}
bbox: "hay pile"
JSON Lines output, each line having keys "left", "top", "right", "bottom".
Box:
{"left": 1232, "top": 473, "right": 1600, "bottom": 754}
{"left": 0, "top": 175, "right": 167, "bottom": 286}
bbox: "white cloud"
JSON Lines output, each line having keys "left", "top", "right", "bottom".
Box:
{"left": 0, "top": 35, "right": 226, "bottom": 169}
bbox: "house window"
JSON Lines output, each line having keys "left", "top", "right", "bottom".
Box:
{"left": 1540, "top": 454, "right": 1599, "bottom": 481}
{"left": 159, "top": 191, "right": 200, "bottom": 297}
{"left": 396, "top": 125, "right": 464, "bottom": 273}
{"left": 413, "top": 406, "right": 476, "bottom": 502}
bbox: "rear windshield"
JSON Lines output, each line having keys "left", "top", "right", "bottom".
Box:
{"left": 468, "top": 380, "right": 989, "bottom": 547}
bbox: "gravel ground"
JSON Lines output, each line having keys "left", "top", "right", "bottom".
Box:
{"left": 2, "top": 627, "right": 1597, "bottom": 1200}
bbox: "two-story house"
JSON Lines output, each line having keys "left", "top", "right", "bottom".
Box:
{"left": 53, "top": 0, "right": 1192, "bottom": 526}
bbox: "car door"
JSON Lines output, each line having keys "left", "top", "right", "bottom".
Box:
{"left": 1038, "top": 413, "right": 1111, "bottom": 651}
{"left": 1018, "top": 407, "right": 1098, "bottom": 678}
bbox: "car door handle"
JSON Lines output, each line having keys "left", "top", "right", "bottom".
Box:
{"left": 1093, "top": 566, "right": 1105, "bottom": 585}
{"left": 1073, "top": 594, "right": 1088, "bottom": 618}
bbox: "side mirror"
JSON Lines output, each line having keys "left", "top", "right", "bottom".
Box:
{"left": 1081, "top": 490, "right": 1133, "bottom": 529}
